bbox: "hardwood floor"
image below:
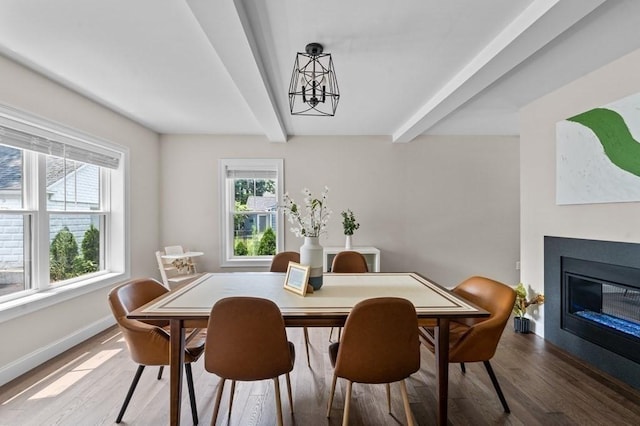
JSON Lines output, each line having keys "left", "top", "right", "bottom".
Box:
{"left": 1, "top": 325, "right": 640, "bottom": 425}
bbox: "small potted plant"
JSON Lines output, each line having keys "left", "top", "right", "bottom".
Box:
{"left": 341, "top": 209, "right": 360, "bottom": 250}
{"left": 513, "top": 283, "right": 544, "bottom": 333}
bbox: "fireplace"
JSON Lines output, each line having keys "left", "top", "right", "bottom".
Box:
{"left": 545, "top": 237, "right": 640, "bottom": 389}
{"left": 562, "top": 257, "right": 640, "bottom": 364}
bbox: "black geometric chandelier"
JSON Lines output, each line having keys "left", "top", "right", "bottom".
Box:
{"left": 288, "top": 43, "right": 340, "bottom": 116}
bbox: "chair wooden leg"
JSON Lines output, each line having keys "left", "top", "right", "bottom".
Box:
{"left": 483, "top": 360, "right": 510, "bottom": 413}
{"left": 385, "top": 383, "right": 391, "bottom": 413}
{"left": 285, "top": 372, "right": 294, "bottom": 414}
{"left": 342, "top": 380, "right": 352, "bottom": 426}
{"left": 460, "top": 362, "right": 466, "bottom": 374}
{"left": 400, "top": 379, "right": 415, "bottom": 426}
{"left": 303, "top": 327, "right": 311, "bottom": 367}
{"left": 273, "top": 377, "right": 284, "bottom": 426}
{"left": 116, "top": 365, "right": 145, "bottom": 423}
{"left": 211, "top": 378, "right": 226, "bottom": 426}
{"left": 228, "top": 380, "right": 236, "bottom": 421}
{"left": 184, "top": 363, "right": 198, "bottom": 425}
{"left": 327, "top": 374, "right": 338, "bottom": 418}
{"left": 157, "top": 365, "right": 164, "bottom": 380}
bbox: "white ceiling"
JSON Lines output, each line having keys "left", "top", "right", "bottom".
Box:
{"left": 0, "top": 0, "right": 639, "bottom": 142}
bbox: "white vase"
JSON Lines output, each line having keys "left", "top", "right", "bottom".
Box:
{"left": 300, "top": 236, "right": 323, "bottom": 290}
{"left": 345, "top": 235, "right": 352, "bottom": 250}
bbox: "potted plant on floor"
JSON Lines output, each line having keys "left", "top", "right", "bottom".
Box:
{"left": 341, "top": 209, "right": 360, "bottom": 250}
{"left": 513, "top": 283, "right": 545, "bottom": 333}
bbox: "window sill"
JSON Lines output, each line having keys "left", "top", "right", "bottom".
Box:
{"left": 0, "top": 271, "right": 128, "bottom": 324}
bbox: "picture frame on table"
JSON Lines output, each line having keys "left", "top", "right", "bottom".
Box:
{"left": 283, "top": 262, "right": 310, "bottom": 296}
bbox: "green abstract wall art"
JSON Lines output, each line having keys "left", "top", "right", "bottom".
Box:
{"left": 556, "top": 92, "right": 640, "bottom": 205}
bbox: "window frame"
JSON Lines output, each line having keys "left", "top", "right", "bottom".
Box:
{"left": 0, "top": 104, "right": 129, "bottom": 322}
{"left": 219, "top": 158, "right": 283, "bottom": 268}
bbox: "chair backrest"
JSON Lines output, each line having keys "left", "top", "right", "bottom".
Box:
{"left": 205, "top": 297, "right": 294, "bottom": 381}
{"left": 449, "top": 276, "right": 516, "bottom": 363}
{"left": 331, "top": 251, "right": 369, "bottom": 273}
{"left": 108, "top": 278, "right": 171, "bottom": 365}
{"left": 270, "top": 251, "right": 300, "bottom": 272}
{"left": 334, "top": 297, "right": 420, "bottom": 384}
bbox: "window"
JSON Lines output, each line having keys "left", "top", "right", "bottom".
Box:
{"left": 219, "top": 159, "right": 283, "bottom": 267}
{"left": 47, "top": 157, "right": 103, "bottom": 284}
{"left": 0, "top": 145, "right": 29, "bottom": 298}
{"left": 0, "top": 105, "right": 126, "bottom": 304}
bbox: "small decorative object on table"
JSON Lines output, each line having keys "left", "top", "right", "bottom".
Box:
{"left": 283, "top": 261, "right": 312, "bottom": 296}
{"left": 281, "top": 187, "right": 331, "bottom": 290}
{"left": 513, "top": 282, "right": 545, "bottom": 333}
{"left": 341, "top": 209, "right": 360, "bottom": 250}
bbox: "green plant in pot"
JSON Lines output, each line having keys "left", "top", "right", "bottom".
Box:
{"left": 341, "top": 209, "right": 360, "bottom": 250}
{"left": 513, "top": 283, "right": 545, "bottom": 333}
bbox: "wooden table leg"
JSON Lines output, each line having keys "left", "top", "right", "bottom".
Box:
{"left": 170, "top": 319, "right": 185, "bottom": 426}
{"left": 435, "top": 318, "right": 450, "bottom": 426}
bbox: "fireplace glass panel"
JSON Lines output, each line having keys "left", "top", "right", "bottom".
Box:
{"left": 562, "top": 256, "right": 640, "bottom": 364}
{"left": 568, "top": 278, "right": 640, "bottom": 338}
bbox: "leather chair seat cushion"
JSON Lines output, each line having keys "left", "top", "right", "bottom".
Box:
{"left": 421, "top": 321, "right": 472, "bottom": 354}
{"left": 448, "top": 321, "right": 471, "bottom": 342}
{"left": 184, "top": 329, "right": 207, "bottom": 363}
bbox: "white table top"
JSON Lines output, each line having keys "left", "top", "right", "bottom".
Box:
{"left": 135, "top": 272, "right": 484, "bottom": 321}
{"left": 160, "top": 251, "right": 204, "bottom": 260}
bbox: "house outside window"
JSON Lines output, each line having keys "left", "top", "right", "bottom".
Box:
{"left": 219, "top": 159, "right": 283, "bottom": 267}
{"left": 0, "top": 106, "right": 125, "bottom": 303}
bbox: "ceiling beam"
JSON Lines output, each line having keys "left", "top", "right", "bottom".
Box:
{"left": 186, "top": 0, "right": 287, "bottom": 142}
{"left": 392, "top": 0, "right": 606, "bottom": 143}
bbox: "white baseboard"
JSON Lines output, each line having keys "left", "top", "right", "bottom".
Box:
{"left": 0, "top": 315, "right": 115, "bottom": 387}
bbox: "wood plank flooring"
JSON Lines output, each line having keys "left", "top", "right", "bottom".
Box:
{"left": 1, "top": 325, "right": 640, "bottom": 425}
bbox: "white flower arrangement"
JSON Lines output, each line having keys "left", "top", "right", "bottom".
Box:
{"left": 281, "top": 187, "right": 332, "bottom": 238}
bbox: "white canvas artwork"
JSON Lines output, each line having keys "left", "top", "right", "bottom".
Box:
{"left": 556, "top": 92, "right": 640, "bottom": 205}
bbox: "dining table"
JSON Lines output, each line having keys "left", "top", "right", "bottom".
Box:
{"left": 128, "top": 271, "right": 488, "bottom": 425}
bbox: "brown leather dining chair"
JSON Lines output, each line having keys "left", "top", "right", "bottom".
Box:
{"left": 270, "top": 251, "right": 300, "bottom": 273}
{"left": 270, "top": 251, "right": 312, "bottom": 367}
{"left": 204, "top": 297, "right": 295, "bottom": 426}
{"left": 108, "top": 278, "right": 205, "bottom": 424}
{"left": 420, "top": 276, "right": 516, "bottom": 413}
{"left": 329, "top": 250, "right": 370, "bottom": 341}
{"left": 331, "top": 250, "right": 369, "bottom": 273}
{"left": 327, "top": 297, "right": 421, "bottom": 425}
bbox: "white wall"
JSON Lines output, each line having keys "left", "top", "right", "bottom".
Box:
{"left": 520, "top": 48, "right": 640, "bottom": 336}
{"left": 0, "top": 55, "right": 160, "bottom": 378}
{"left": 160, "top": 134, "right": 520, "bottom": 288}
